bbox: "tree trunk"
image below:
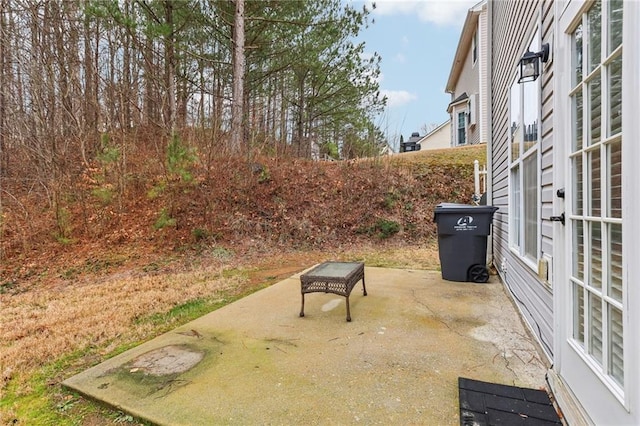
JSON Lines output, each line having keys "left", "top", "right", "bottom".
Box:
{"left": 230, "top": 0, "right": 245, "bottom": 153}
{"left": 294, "top": 66, "right": 307, "bottom": 157}
{"left": 0, "top": 0, "right": 6, "bottom": 175}
{"left": 82, "top": 0, "right": 98, "bottom": 163}
{"left": 122, "top": 0, "right": 132, "bottom": 130}
{"left": 164, "top": 0, "right": 176, "bottom": 132}
{"left": 143, "top": 35, "right": 156, "bottom": 127}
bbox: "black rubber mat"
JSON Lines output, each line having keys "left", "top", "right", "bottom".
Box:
{"left": 459, "top": 377, "right": 562, "bottom": 425}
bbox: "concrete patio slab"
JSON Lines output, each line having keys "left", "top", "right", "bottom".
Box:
{"left": 63, "top": 266, "right": 550, "bottom": 425}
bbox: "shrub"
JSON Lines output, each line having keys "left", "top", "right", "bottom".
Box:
{"left": 91, "top": 187, "right": 114, "bottom": 205}
{"left": 374, "top": 219, "right": 401, "bottom": 239}
{"left": 192, "top": 227, "right": 208, "bottom": 241}
{"left": 358, "top": 218, "right": 401, "bottom": 239}
{"left": 166, "top": 133, "right": 195, "bottom": 183}
{"left": 153, "top": 208, "right": 176, "bottom": 230}
{"left": 383, "top": 191, "right": 400, "bottom": 209}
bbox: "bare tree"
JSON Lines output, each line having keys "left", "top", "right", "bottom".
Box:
{"left": 0, "top": 0, "right": 6, "bottom": 174}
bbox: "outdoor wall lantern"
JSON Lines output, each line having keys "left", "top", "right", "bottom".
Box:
{"left": 518, "top": 43, "right": 550, "bottom": 83}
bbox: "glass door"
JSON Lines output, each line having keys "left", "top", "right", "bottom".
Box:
{"left": 566, "top": 0, "right": 625, "bottom": 399}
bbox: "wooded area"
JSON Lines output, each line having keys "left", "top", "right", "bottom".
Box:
{"left": 0, "top": 0, "right": 388, "bottom": 258}
{"left": 0, "top": 0, "right": 386, "bottom": 187}
{"left": 0, "top": 0, "right": 385, "bottom": 154}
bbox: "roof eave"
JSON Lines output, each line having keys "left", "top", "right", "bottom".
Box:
{"left": 447, "top": 92, "right": 469, "bottom": 113}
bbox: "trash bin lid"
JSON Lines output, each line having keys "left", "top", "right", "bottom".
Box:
{"left": 433, "top": 203, "right": 498, "bottom": 221}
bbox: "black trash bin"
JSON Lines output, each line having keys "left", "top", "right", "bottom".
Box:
{"left": 433, "top": 203, "right": 498, "bottom": 283}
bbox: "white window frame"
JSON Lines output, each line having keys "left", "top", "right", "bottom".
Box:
{"left": 456, "top": 110, "right": 467, "bottom": 145}
{"left": 472, "top": 29, "right": 478, "bottom": 66}
{"left": 509, "top": 30, "right": 542, "bottom": 270}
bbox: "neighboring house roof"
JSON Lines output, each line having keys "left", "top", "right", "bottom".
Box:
{"left": 402, "top": 123, "right": 451, "bottom": 151}
{"left": 425, "top": 120, "right": 450, "bottom": 136}
{"left": 445, "top": 0, "right": 486, "bottom": 94}
{"left": 399, "top": 132, "right": 423, "bottom": 153}
{"left": 447, "top": 92, "right": 469, "bottom": 113}
{"left": 406, "top": 132, "right": 422, "bottom": 144}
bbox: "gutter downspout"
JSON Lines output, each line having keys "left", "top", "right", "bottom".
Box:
{"left": 486, "top": 0, "right": 494, "bottom": 269}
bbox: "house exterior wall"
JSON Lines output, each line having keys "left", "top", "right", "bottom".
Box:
{"left": 455, "top": 43, "right": 480, "bottom": 147}
{"left": 420, "top": 121, "right": 451, "bottom": 150}
{"left": 478, "top": 7, "right": 489, "bottom": 145}
{"left": 539, "top": 1, "right": 555, "bottom": 264}
{"left": 488, "top": 0, "right": 555, "bottom": 359}
{"left": 446, "top": 2, "right": 488, "bottom": 148}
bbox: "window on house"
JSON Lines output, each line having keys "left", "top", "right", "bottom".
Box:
{"left": 472, "top": 30, "right": 478, "bottom": 64}
{"left": 569, "top": 0, "right": 624, "bottom": 390}
{"left": 457, "top": 111, "right": 467, "bottom": 145}
{"left": 509, "top": 31, "right": 540, "bottom": 266}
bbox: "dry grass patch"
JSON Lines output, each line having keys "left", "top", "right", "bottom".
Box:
{"left": 0, "top": 264, "right": 244, "bottom": 396}
{"left": 392, "top": 144, "right": 486, "bottom": 165}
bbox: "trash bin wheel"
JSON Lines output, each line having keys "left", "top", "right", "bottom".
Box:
{"left": 467, "top": 264, "right": 489, "bottom": 283}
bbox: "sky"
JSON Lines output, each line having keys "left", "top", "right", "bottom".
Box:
{"left": 353, "top": 0, "right": 477, "bottom": 148}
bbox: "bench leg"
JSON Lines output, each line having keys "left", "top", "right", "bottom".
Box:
{"left": 300, "top": 293, "right": 305, "bottom": 317}
{"left": 362, "top": 275, "right": 367, "bottom": 296}
{"left": 345, "top": 296, "right": 351, "bottom": 322}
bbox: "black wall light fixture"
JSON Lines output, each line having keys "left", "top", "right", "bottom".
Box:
{"left": 518, "top": 43, "right": 550, "bottom": 83}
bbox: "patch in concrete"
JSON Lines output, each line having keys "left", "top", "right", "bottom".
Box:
{"left": 127, "top": 345, "right": 205, "bottom": 376}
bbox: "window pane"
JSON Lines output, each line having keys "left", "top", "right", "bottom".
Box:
{"left": 512, "top": 167, "right": 521, "bottom": 248}
{"left": 589, "top": 149, "right": 601, "bottom": 216}
{"left": 473, "top": 31, "right": 478, "bottom": 63}
{"left": 573, "top": 219, "right": 585, "bottom": 281}
{"left": 608, "top": 54, "right": 622, "bottom": 136}
{"left": 573, "top": 24, "right": 583, "bottom": 85}
{"left": 589, "top": 292, "right": 603, "bottom": 363}
{"left": 590, "top": 221, "right": 603, "bottom": 290}
{"left": 588, "top": 0, "right": 602, "bottom": 73}
{"left": 523, "top": 79, "right": 538, "bottom": 154}
{"left": 573, "top": 155, "right": 583, "bottom": 215}
{"left": 608, "top": 141, "right": 622, "bottom": 218}
{"left": 573, "top": 282, "right": 585, "bottom": 343}
{"left": 589, "top": 73, "right": 602, "bottom": 145}
{"left": 609, "top": 223, "right": 623, "bottom": 303}
{"left": 510, "top": 83, "right": 521, "bottom": 160}
{"left": 523, "top": 154, "right": 538, "bottom": 260}
{"left": 609, "top": 0, "right": 623, "bottom": 53}
{"left": 572, "top": 91, "right": 583, "bottom": 152}
{"left": 609, "top": 305, "right": 624, "bottom": 386}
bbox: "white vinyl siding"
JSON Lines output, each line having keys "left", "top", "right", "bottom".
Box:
{"left": 448, "top": 5, "right": 484, "bottom": 147}
{"left": 478, "top": 8, "right": 489, "bottom": 145}
{"left": 489, "top": 0, "right": 554, "bottom": 359}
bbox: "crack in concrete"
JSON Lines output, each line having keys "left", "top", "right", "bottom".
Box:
{"left": 411, "top": 288, "right": 466, "bottom": 337}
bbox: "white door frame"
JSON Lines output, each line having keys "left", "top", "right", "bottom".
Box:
{"left": 551, "top": 1, "right": 639, "bottom": 424}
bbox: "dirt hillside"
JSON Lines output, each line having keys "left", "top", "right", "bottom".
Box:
{"left": 0, "top": 144, "right": 487, "bottom": 424}
{"left": 0, "top": 145, "right": 486, "bottom": 289}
